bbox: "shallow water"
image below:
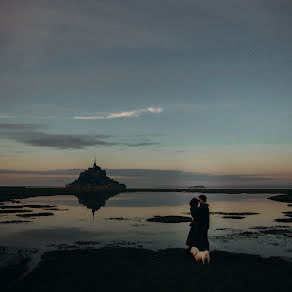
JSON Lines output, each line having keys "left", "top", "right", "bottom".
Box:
{"left": 0, "top": 192, "right": 291, "bottom": 259}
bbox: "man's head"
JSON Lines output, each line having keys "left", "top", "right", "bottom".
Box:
{"left": 199, "top": 194, "right": 207, "bottom": 204}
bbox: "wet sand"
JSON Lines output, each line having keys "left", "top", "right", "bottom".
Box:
{"left": 6, "top": 247, "right": 291, "bottom": 292}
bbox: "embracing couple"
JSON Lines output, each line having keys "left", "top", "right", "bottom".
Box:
{"left": 185, "top": 194, "right": 210, "bottom": 264}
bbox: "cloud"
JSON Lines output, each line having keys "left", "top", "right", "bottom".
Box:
{"left": 0, "top": 123, "right": 44, "bottom": 130}
{"left": 72, "top": 116, "right": 105, "bottom": 120}
{"left": 0, "top": 123, "right": 159, "bottom": 149}
{"left": 147, "top": 107, "right": 163, "bottom": 113}
{"left": 106, "top": 109, "right": 142, "bottom": 119}
{"left": 73, "top": 107, "right": 163, "bottom": 120}
{"left": 126, "top": 142, "right": 159, "bottom": 147}
{"left": 0, "top": 169, "right": 83, "bottom": 175}
{"left": 15, "top": 133, "right": 114, "bottom": 149}
{"left": 0, "top": 115, "right": 16, "bottom": 119}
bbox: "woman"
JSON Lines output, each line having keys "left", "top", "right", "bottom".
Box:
{"left": 185, "top": 197, "right": 200, "bottom": 253}
{"left": 197, "top": 194, "right": 210, "bottom": 251}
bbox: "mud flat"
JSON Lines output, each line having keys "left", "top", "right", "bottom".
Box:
{"left": 105, "top": 217, "right": 130, "bottom": 221}
{"left": 16, "top": 212, "right": 54, "bottom": 218}
{"left": 211, "top": 212, "right": 259, "bottom": 216}
{"left": 0, "top": 220, "right": 31, "bottom": 224}
{"left": 222, "top": 215, "right": 246, "bottom": 219}
{"left": 8, "top": 247, "right": 292, "bottom": 292}
{"left": 0, "top": 209, "right": 33, "bottom": 214}
{"left": 268, "top": 193, "right": 292, "bottom": 203}
{"left": 211, "top": 212, "right": 259, "bottom": 220}
{"left": 147, "top": 215, "right": 192, "bottom": 223}
{"left": 274, "top": 218, "right": 292, "bottom": 223}
{"left": 282, "top": 211, "right": 292, "bottom": 218}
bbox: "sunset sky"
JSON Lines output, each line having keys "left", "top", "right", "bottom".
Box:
{"left": 0, "top": 0, "right": 292, "bottom": 187}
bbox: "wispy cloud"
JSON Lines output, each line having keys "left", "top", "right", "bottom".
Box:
{"left": 73, "top": 107, "right": 163, "bottom": 120}
{"left": 0, "top": 123, "right": 159, "bottom": 149}
{"left": 145, "top": 107, "right": 163, "bottom": 114}
{"left": 0, "top": 123, "right": 42, "bottom": 130}
{"left": 126, "top": 142, "right": 159, "bottom": 147}
{"left": 0, "top": 115, "right": 16, "bottom": 119}
{"left": 0, "top": 114, "right": 57, "bottom": 120}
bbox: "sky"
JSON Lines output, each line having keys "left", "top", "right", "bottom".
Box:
{"left": 0, "top": 0, "right": 292, "bottom": 187}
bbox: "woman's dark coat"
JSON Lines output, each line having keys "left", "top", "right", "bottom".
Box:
{"left": 185, "top": 205, "right": 200, "bottom": 247}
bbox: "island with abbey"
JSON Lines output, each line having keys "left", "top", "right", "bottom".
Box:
{"left": 66, "top": 160, "right": 126, "bottom": 190}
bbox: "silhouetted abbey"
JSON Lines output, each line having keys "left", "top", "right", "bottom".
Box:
{"left": 66, "top": 160, "right": 126, "bottom": 189}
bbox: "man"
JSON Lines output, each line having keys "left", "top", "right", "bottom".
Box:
{"left": 197, "top": 194, "right": 210, "bottom": 251}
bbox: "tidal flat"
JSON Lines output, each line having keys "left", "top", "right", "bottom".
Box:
{"left": 0, "top": 190, "right": 291, "bottom": 292}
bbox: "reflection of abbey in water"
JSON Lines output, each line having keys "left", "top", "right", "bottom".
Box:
{"left": 75, "top": 191, "right": 120, "bottom": 217}
{"left": 67, "top": 160, "right": 125, "bottom": 217}
{"left": 67, "top": 160, "right": 126, "bottom": 189}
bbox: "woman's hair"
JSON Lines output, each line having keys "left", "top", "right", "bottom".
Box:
{"left": 189, "top": 197, "right": 199, "bottom": 207}
{"left": 199, "top": 194, "right": 207, "bottom": 202}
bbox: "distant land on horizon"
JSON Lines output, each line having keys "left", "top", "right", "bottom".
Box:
{"left": 0, "top": 167, "right": 291, "bottom": 189}
{"left": 1, "top": 185, "right": 292, "bottom": 190}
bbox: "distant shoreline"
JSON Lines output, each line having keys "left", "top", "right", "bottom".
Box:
{"left": 0, "top": 186, "right": 291, "bottom": 202}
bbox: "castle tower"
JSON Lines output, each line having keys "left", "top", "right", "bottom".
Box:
{"left": 93, "top": 157, "right": 97, "bottom": 168}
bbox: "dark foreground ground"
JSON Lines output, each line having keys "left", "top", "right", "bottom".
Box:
{"left": 5, "top": 247, "right": 292, "bottom": 292}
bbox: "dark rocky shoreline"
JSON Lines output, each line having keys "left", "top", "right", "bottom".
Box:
{"left": 268, "top": 193, "right": 292, "bottom": 203}
{"left": 4, "top": 246, "right": 291, "bottom": 292}
{"left": 1, "top": 187, "right": 292, "bottom": 203}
